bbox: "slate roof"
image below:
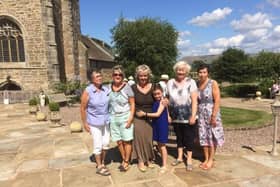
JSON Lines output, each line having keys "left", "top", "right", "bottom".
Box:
{"left": 80, "top": 35, "right": 115, "bottom": 62}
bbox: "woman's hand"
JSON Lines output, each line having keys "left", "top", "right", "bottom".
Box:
{"left": 210, "top": 115, "right": 217, "bottom": 127}
{"left": 125, "top": 120, "right": 132, "bottom": 128}
{"left": 189, "top": 116, "right": 196, "bottom": 125}
{"left": 136, "top": 110, "right": 145, "bottom": 117}
{"left": 84, "top": 122, "right": 91, "bottom": 133}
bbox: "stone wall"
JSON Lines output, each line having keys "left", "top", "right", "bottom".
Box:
{"left": 0, "top": 0, "right": 50, "bottom": 90}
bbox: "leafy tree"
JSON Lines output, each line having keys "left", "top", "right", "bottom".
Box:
{"left": 212, "top": 48, "right": 251, "bottom": 82}
{"left": 253, "top": 51, "right": 280, "bottom": 80}
{"left": 111, "top": 17, "right": 178, "bottom": 78}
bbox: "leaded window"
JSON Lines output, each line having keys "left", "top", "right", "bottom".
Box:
{"left": 0, "top": 19, "right": 25, "bottom": 62}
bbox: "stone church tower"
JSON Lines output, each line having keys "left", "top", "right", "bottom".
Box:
{"left": 0, "top": 0, "right": 86, "bottom": 91}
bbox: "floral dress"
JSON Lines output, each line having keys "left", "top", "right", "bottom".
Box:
{"left": 198, "top": 79, "right": 224, "bottom": 146}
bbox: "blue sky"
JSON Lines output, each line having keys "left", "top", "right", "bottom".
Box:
{"left": 80, "top": 0, "right": 280, "bottom": 57}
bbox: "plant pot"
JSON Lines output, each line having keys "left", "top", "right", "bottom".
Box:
{"left": 49, "top": 111, "right": 62, "bottom": 127}
{"left": 29, "top": 105, "right": 38, "bottom": 114}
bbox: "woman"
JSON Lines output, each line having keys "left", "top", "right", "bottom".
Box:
{"left": 167, "top": 61, "right": 198, "bottom": 171}
{"left": 109, "top": 65, "right": 135, "bottom": 171}
{"left": 132, "top": 64, "right": 155, "bottom": 172}
{"left": 80, "top": 70, "right": 111, "bottom": 176}
{"left": 197, "top": 64, "right": 224, "bottom": 170}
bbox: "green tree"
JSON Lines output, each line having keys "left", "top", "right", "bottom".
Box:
{"left": 253, "top": 51, "right": 280, "bottom": 80}
{"left": 111, "top": 17, "right": 178, "bottom": 78}
{"left": 212, "top": 48, "right": 251, "bottom": 82}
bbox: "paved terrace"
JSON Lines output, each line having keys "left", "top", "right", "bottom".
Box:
{"left": 0, "top": 101, "right": 280, "bottom": 187}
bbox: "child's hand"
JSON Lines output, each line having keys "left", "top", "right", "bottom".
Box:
{"left": 136, "top": 110, "right": 145, "bottom": 117}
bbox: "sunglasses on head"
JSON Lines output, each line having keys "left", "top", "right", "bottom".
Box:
{"left": 113, "top": 73, "right": 123, "bottom": 77}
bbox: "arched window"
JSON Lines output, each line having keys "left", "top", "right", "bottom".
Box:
{"left": 0, "top": 18, "right": 25, "bottom": 62}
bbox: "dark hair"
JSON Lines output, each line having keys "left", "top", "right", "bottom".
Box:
{"left": 152, "top": 83, "right": 163, "bottom": 92}
{"left": 197, "top": 63, "right": 210, "bottom": 73}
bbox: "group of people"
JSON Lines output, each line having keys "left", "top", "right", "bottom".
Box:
{"left": 80, "top": 61, "right": 224, "bottom": 176}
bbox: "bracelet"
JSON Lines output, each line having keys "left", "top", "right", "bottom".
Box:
{"left": 145, "top": 112, "right": 148, "bottom": 118}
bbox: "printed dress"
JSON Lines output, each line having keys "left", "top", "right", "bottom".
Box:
{"left": 198, "top": 80, "right": 224, "bottom": 146}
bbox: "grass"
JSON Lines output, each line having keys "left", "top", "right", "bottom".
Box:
{"left": 221, "top": 107, "right": 272, "bottom": 129}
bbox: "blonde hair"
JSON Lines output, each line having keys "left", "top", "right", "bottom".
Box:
{"left": 173, "top": 61, "right": 191, "bottom": 74}
{"left": 135, "top": 64, "right": 153, "bottom": 82}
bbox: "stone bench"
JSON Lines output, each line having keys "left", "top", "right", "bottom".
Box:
{"left": 48, "top": 93, "right": 71, "bottom": 105}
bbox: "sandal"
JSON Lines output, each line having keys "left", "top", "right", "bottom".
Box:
{"left": 186, "top": 164, "right": 193, "bottom": 171}
{"left": 138, "top": 166, "right": 147, "bottom": 172}
{"left": 159, "top": 167, "right": 167, "bottom": 174}
{"left": 96, "top": 166, "right": 110, "bottom": 176}
{"left": 171, "top": 159, "right": 183, "bottom": 166}
{"left": 120, "top": 160, "right": 130, "bottom": 172}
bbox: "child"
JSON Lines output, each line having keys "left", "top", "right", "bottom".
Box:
{"left": 136, "top": 84, "right": 171, "bottom": 173}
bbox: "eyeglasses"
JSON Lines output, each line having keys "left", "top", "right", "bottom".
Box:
{"left": 113, "top": 73, "right": 123, "bottom": 77}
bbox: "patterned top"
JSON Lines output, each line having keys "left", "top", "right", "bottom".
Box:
{"left": 167, "top": 78, "right": 197, "bottom": 123}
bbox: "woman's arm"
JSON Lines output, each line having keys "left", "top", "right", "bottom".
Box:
{"left": 189, "top": 91, "right": 198, "bottom": 125}
{"left": 211, "top": 80, "right": 220, "bottom": 127}
{"left": 126, "top": 97, "right": 135, "bottom": 128}
{"left": 80, "top": 90, "right": 90, "bottom": 132}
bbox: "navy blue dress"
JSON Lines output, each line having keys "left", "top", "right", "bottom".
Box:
{"left": 152, "top": 101, "right": 169, "bottom": 143}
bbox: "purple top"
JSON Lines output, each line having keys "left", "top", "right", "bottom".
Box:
{"left": 85, "top": 84, "right": 110, "bottom": 126}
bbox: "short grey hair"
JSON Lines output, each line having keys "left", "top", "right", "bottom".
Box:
{"left": 135, "top": 64, "right": 153, "bottom": 82}
{"left": 173, "top": 61, "right": 191, "bottom": 74}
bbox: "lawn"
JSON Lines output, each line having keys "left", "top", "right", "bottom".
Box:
{"left": 221, "top": 107, "right": 272, "bottom": 129}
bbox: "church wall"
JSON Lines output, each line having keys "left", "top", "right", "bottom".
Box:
{"left": 0, "top": 0, "right": 50, "bottom": 90}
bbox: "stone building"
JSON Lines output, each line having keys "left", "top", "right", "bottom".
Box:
{"left": 0, "top": 0, "right": 115, "bottom": 96}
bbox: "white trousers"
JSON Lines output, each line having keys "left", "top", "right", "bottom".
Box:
{"left": 90, "top": 125, "right": 110, "bottom": 155}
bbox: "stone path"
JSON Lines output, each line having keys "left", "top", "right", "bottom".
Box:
{"left": 0, "top": 103, "right": 279, "bottom": 187}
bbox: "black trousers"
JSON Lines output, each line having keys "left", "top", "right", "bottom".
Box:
{"left": 173, "top": 123, "right": 196, "bottom": 152}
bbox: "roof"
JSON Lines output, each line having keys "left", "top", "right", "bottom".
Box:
{"left": 80, "top": 35, "right": 115, "bottom": 62}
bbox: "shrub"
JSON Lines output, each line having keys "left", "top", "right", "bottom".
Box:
{"left": 258, "top": 78, "right": 274, "bottom": 98}
{"left": 221, "top": 84, "right": 258, "bottom": 97}
{"left": 48, "top": 102, "right": 60, "bottom": 111}
{"left": 29, "top": 97, "right": 38, "bottom": 106}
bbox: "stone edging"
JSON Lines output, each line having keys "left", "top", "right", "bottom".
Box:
{"left": 224, "top": 122, "right": 273, "bottom": 131}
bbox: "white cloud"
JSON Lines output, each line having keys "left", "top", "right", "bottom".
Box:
{"left": 274, "top": 25, "right": 280, "bottom": 32}
{"left": 212, "top": 34, "right": 245, "bottom": 48}
{"left": 177, "top": 39, "right": 191, "bottom": 49}
{"left": 231, "top": 12, "right": 272, "bottom": 32}
{"left": 179, "top": 30, "right": 191, "bottom": 38}
{"left": 267, "top": 0, "right": 280, "bottom": 7}
{"left": 188, "top": 7, "right": 232, "bottom": 27}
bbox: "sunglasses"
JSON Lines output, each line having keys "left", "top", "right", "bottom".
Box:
{"left": 113, "top": 73, "right": 123, "bottom": 77}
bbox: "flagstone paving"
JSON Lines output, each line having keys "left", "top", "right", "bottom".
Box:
{"left": 0, "top": 103, "right": 279, "bottom": 187}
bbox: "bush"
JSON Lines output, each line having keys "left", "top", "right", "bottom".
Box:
{"left": 48, "top": 102, "right": 60, "bottom": 111}
{"left": 29, "top": 97, "right": 38, "bottom": 106}
{"left": 258, "top": 78, "right": 274, "bottom": 98}
{"left": 221, "top": 84, "right": 258, "bottom": 97}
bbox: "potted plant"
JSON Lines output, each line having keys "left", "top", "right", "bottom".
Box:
{"left": 29, "top": 97, "right": 38, "bottom": 114}
{"left": 48, "top": 102, "right": 61, "bottom": 127}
